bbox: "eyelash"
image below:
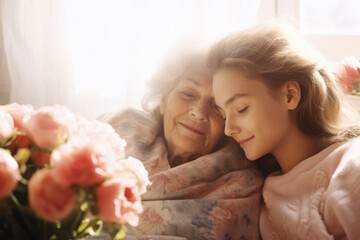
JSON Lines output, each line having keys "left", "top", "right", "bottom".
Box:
{"left": 220, "top": 106, "right": 248, "bottom": 122}
{"left": 181, "top": 91, "right": 194, "bottom": 99}
{"left": 238, "top": 106, "right": 248, "bottom": 114}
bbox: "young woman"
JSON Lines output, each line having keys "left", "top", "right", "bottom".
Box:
{"left": 207, "top": 23, "right": 360, "bottom": 239}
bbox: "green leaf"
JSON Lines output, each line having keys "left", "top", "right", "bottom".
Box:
{"left": 351, "top": 82, "right": 360, "bottom": 96}
{"left": 40, "top": 146, "right": 53, "bottom": 153}
{"left": 14, "top": 148, "right": 31, "bottom": 164}
{"left": 77, "top": 219, "right": 90, "bottom": 233}
{"left": 113, "top": 225, "right": 126, "bottom": 240}
{"left": 76, "top": 217, "right": 103, "bottom": 238}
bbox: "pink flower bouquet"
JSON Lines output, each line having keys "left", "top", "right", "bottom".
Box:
{"left": 332, "top": 56, "right": 360, "bottom": 95}
{"left": 0, "top": 103, "right": 150, "bottom": 240}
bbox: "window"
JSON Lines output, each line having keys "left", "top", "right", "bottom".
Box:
{"left": 276, "top": 0, "right": 360, "bottom": 61}
{"left": 300, "top": 0, "right": 360, "bottom": 35}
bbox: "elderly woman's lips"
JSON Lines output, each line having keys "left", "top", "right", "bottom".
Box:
{"left": 179, "top": 123, "right": 204, "bottom": 134}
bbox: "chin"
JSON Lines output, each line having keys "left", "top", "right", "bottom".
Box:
{"left": 178, "top": 143, "right": 203, "bottom": 155}
{"left": 244, "top": 151, "right": 260, "bottom": 161}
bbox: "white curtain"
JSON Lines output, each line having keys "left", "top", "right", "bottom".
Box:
{"left": 0, "top": 0, "right": 72, "bottom": 108}
{"left": 0, "top": 0, "right": 261, "bottom": 119}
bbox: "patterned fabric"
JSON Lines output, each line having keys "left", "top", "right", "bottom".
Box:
{"left": 99, "top": 108, "right": 263, "bottom": 240}
{"left": 260, "top": 137, "right": 360, "bottom": 240}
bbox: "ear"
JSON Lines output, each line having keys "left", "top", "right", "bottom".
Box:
{"left": 159, "top": 98, "right": 166, "bottom": 115}
{"left": 282, "top": 80, "right": 301, "bottom": 110}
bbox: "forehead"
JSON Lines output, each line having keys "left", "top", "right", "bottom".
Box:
{"left": 212, "top": 68, "right": 267, "bottom": 104}
{"left": 213, "top": 68, "right": 255, "bottom": 89}
{"left": 178, "top": 60, "right": 212, "bottom": 87}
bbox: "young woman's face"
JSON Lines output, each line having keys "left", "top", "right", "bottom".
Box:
{"left": 160, "top": 61, "right": 225, "bottom": 161}
{"left": 212, "top": 68, "right": 293, "bottom": 160}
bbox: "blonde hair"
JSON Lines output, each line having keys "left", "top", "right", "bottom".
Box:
{"left": 207, "top": 23, "right": 360, "bottom": 145}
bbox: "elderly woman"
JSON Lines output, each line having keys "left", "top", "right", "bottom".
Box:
{"left": 98, "top": 41, "right": 263, "bottom": 240}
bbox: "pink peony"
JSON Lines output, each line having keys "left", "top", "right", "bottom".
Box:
{"left": 0, "top": 149, "right": 20, "bottom": 199}
{"left": 51, "top": 136, "right": 117, "bottom": 187}
{"left": 95, "top": 157, "right": 150, "bottom": 226}
{"left": 28, "top": 168, "right": 76, "bottom": 222}
{"left": 22, "top": 105, "right": 77, "bottom": 149}
{"left": 333, "top": 56, "right": 360, "bottom": 94}
{"left": 0, "top": 109, "right": 14, "bottom": 143}
{"left": 117, "top": 157, "right": 151, "bottom": 195}
{"left": 76, "top": 118, "right": 127, "bottom": 159}
{"left": 2, "top": 103, "right": 33, "bottom": 130}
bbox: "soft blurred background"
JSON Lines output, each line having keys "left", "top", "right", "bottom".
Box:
{"left": 0, "top": 0, "right": 359, "bottom": 119}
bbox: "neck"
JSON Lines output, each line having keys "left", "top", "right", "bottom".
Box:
{"left": 272, "top": 128, "right": 324, "bottom": 174}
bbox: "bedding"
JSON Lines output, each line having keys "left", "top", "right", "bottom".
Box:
{"left": 98, "top": 108, "right": 264, "bottom": 240}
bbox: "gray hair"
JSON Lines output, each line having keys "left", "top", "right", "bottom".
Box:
{"left": 141, "top": 35, "right": 213, "bottom": 114}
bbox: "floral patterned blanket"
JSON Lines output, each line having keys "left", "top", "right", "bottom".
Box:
{"left": 98, "top": 108, "right": 263, "bottom": 240}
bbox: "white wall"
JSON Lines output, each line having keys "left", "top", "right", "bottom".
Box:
{"left": 303, "top": 35, "right": 360, "bottom": 61}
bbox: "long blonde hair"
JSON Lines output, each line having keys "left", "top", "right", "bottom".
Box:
{"left": 207, "top": 23, "right": 360, "bottom": 145}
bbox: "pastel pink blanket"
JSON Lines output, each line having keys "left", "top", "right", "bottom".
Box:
{"left": 99, "top": 108, "right": 263, "bottom": 240}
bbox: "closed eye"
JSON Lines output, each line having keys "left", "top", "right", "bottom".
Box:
{"left": 181, "top": 91, "right": 194, "bottom": 99}
{"left": 238, "top": 106, "right": 248, "bottom": 114}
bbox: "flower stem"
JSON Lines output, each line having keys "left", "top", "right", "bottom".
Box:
{"left": 9, "top": 193, "right": 21, "bottom": 207}
{"left": 43, "top": 221, "right": 47, "bottom": 240}
{"left": 9, "top": 193, "right": 36, "bottom": 238}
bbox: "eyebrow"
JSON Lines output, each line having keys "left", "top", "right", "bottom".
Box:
{"left": 184, "top": 77, "right": 200, "bottom": 86}
{"left": 225, "top": 93, "right": 249, "bottom": 107}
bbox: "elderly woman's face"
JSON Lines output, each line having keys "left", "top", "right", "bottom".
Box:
{"left": 160, "top": 61, "right": 225, "bottom": 161}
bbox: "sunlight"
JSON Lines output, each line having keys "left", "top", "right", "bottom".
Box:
{"left": 64, "top": 0, "right": 260, "bottom": 116}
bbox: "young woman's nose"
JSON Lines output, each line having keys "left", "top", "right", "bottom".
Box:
{"left": 189, "top": 101, "right": 208, "bottom": 122}
{"left": 224, "top": 116, "right": 240, "bottom": 137}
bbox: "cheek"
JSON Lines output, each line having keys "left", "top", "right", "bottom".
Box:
{"left": 162, "top": 110, "right": 173, "bottom": 138}
{"left": 162, "top": 99, "right": 188, "bottom": 134}
{"left": 258, "top": 102, "right": 290, "bottom": 134}
{"left": 209, "top": 115, "right": 225, "bottom": 139}
{"left": 241, "top": 104, "right": 275, "bottom": 133}
{"left": 162, "top": 99, "right": 178, "bottom": 123}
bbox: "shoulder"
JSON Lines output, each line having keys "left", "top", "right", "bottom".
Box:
{"left": 323, "top": 137, "right": 360, "bottom": 237}
{"left": 97, "top": 108, "right": 159, "bottom": 131}
{"left": 332, "top": 137, "right": 360, "bottom": 178}
{"left": 325, "top": 137, "right": 360, "bottom": 174}
{"left": 343, "top": 136, "right": 360, "bottom": 154}
{"left": 97, "top": 108, "right": 162, "bottom": 146}
{"left": 97, "top": 107, "right": 149, "bottom": 124}
{"left": 322, "top": 137, "right": 360, "bottom": 205}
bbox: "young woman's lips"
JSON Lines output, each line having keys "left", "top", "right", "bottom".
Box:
{"left": 238, "top": 136, "right": 254, "bottom": 148}
{"left": 179, "top": 123, "right": 204, "bottom": 134}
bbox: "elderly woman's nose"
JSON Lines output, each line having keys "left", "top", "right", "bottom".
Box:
{"left": 189, "top": 101, "right": 208, "bottom": 121}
